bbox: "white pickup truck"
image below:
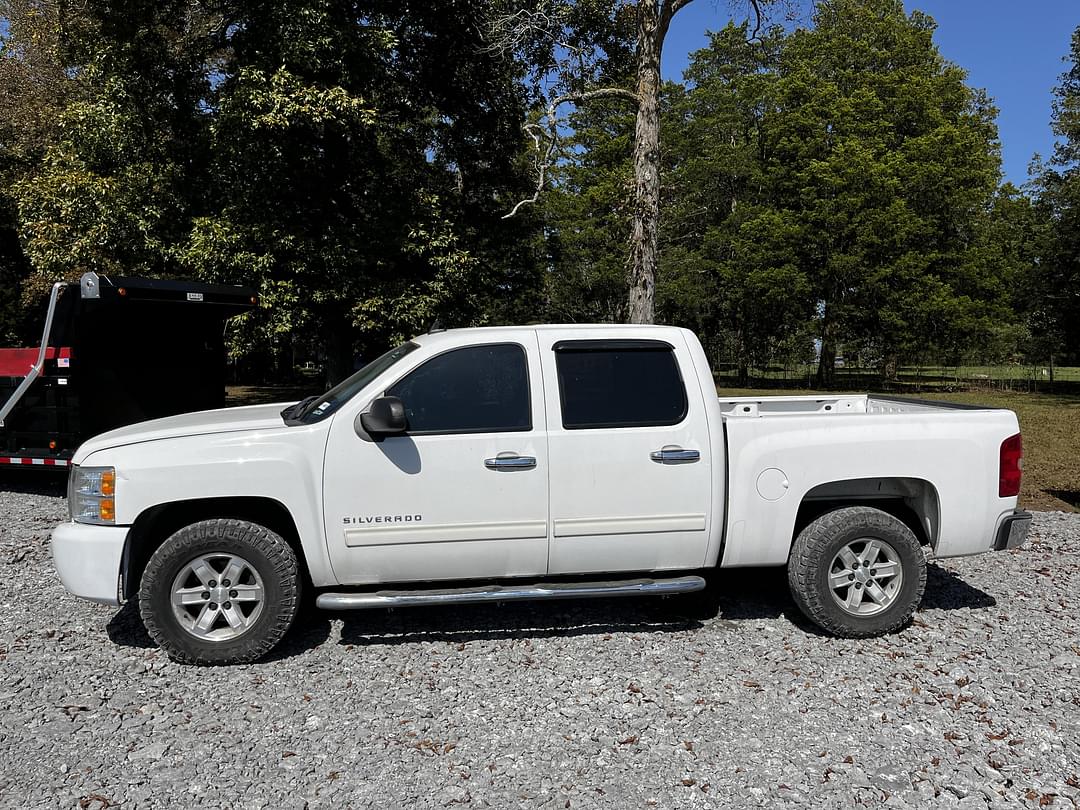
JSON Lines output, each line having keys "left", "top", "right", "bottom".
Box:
{"left": 52, "top": 325, "right": 1031, "bottom": 664}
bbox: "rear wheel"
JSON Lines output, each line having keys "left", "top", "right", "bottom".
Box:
{"left": 788, "top": 506, "right": 926, "bottom": 637}
{"left": 139, "top": 519, "right": 300, "bottom": 664}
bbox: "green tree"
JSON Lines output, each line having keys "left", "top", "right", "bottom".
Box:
{"left": 540, "top": 94, "right": 637, "bottom": 322}
{"left": 11, "top": 1, "right": 215, "bottom": 296}
{"left": 766, "top": 0, "right": 1006, "bottom": 384}
{"left": 1030, "top": 25, "right": 1080, "bottom": 364}
{"left": 0, "top": 0, "right": 72, "bottom": 341}
{"left": 661, "top": 23, "right": 813, "bottom": 383}
{"left": 4, "top": 1, "right": 539, "bottom": 379}
{"left": 182, "top": 0, "right": 536, "bottom": 379}
{"left": 490, "top": 0, "right": 773, "bottom": 325}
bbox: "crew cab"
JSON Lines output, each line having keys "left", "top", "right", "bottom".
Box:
{"left": 51, "top": 325, "right": 1031, "bottom": 664}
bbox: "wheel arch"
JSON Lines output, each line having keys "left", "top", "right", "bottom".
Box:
{"left": 122, "top": 497, "right": 310, "bottom": 601}
{"left": 792, "top": 477, "right": 941, "bottom": 551}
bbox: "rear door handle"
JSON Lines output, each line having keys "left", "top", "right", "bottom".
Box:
{"left": 650, "top": 447, "right": 700, "bottom": 464}
{"left": 485, "top": 455, "right": 537, "bottom": 470}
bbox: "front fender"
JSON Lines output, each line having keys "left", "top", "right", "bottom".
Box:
{"left": 80, "top": 422, "right": 336, "bottom": 586}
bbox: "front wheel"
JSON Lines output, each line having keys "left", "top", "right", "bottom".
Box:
{"left": 788, "top": 506, "right": 927, "bottom": 637}
{"left": 139, "top": 519, "right": 301, "bottom": 664}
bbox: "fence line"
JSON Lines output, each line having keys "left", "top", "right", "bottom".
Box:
{"left": 712, "top": 361, "right": 1078, "bottom": 393}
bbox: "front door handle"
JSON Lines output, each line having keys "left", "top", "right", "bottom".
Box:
{"left": 484, "top": 455, "right": 537, "bottom": 470}
{"left": 650, "top": 447, "right": 700, "bottom": 464}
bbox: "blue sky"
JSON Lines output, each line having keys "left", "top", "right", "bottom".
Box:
{"left": 663, "top": 1, "right": 1078, "bottom": 187}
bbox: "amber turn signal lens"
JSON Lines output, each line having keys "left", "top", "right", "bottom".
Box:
{"left": 99, "top": 499, "right": 115, "bottom": 521}
{"left": 100, "top": 470, "right": 116, "bottom": 496}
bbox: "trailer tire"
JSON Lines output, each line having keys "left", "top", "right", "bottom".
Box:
{"left": 139, "top": 519, "right": 300, "bottom": 665}
{"left": 788, "top": 506, "right": 926, "bottom": 637}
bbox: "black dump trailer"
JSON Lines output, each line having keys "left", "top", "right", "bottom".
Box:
{"left": 0, "top": 272, "right": 256, "bottom": 469}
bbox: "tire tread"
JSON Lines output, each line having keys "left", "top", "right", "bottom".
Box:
{"left": 788, "top": 506, "right": 927, "bottom": 638}
{"left": 138, "top": 518, "right": 300, "bottom": 665}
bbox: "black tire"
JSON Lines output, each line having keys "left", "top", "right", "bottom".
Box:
{"left": 139, "top": 519, "right": 301, "bottom": 665}
{"left": 787, "top": 506, "right": 926, "bottom": 637}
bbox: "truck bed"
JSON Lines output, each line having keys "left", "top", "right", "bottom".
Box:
{"left": 718, "top": 394, "right": 988, "bottom": 418}
{"left": 716, "top": 392, "right": 1019, "bottom": 566}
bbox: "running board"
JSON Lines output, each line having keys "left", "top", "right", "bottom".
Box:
{"left": 316, "top": 575, "right": 706, "bottom": 610}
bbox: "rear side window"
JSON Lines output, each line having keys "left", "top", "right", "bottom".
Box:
{"left": 554, "top": 340, "right": 688, "bottom": 429}
{"left": 386, "top": 343, "right": 530, "bottom": 434}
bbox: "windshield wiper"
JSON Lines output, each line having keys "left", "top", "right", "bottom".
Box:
{"left": 281, "top": 395, "right": 320, "bottom": 423}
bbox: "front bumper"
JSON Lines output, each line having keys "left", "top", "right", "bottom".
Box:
{"left": 51, "top": 522, "right": 129, "bottom": 606}
{"left": 993, "top": 509, "right": 1032, "bottom": 551}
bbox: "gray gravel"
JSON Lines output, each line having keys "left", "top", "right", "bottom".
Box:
{"left": 1, "top": 479, "right": 1078, "bottom": 809}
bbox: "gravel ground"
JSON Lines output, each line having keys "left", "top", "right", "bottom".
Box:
{"left": 0, "top": 479, "right": 1078, "bottom": 809}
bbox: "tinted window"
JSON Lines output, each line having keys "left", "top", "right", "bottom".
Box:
{"left": 555, "top": 343, "right": 687, "bottom": 429}
{"left": 387, "top": 344, "right": 530, "bottom": 434}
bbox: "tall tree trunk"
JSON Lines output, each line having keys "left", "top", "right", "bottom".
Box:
{"left": 322, "top": 307, "right": 354, "bottom": 387}
{"left": 736, "top": 357, "right": 749, "bottom": 387}
{"left": 883, "top": 352, "right": 898, "bottom": 382}
{"left": 816, "top": 301, "right": 837, "bottom": 388}
{"left": 626, "top": 0, "right": 662, "bottom": 325}
{"left": 736, "top": 320, "right": 749, "bottom": 386}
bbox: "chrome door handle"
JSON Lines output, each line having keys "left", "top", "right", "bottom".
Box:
{"left": 650, "top": 447, "right": 700, "bottom": 464}
{"left": 484, "top": 455, "right": 537, "bottom": 470}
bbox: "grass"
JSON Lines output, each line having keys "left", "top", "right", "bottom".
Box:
{"left": 921, "top": 365, "right": 1080, "bottom": 383}
{"left": 718, "top": 386, "right": 1080, "bottom": 513}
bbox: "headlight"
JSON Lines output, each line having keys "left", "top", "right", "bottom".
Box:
{"left": 70, "top": 465, "right": 116, "bottom": 525}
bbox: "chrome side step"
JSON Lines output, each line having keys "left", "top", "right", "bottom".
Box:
{"left": 316, "top": 575, "right": 706, "bottom": 611}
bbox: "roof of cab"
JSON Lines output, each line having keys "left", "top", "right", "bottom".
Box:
{"left": 411, "top": 323, "right": 684, "bottom": 346}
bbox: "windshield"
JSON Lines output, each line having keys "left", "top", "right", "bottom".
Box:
{"left": 291, "top": 341, "right": 419, "bottom": 423}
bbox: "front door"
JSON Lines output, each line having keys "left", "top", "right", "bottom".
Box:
{"left": 537, "top": 332, "right": 713, "bottom": 574}
{"left": 323, "top": 338, "right": 549, "bottom": 585}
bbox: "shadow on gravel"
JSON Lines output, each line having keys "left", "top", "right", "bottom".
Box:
{"left": 706, "top": 567, "right": 829, "bottom": 636}
{"left": 335, "top": 568, "right": 795, "bottom": 647}
{"left": 107, "top": 597, "right": 335, "bottom": 662}
{"left": 106, "top": 600, "right": 155, "bottom": 649}
{"left": 921, "top": 564, "right": 996, "bottom": 611}
{"left": 334, "top": 563, "right": 997, "bottom": 647}
{"left": 337, "top": 598, "right": 707, "bottom": 647}
{"left": 265, "top": 603, "right": 334, "bottom": 662}
{"left": 104, "top": 562, "right": 997, "bottom": 658}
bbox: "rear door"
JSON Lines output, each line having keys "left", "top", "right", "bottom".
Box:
{"left": 537, "top": 330, "right": 713, "bottom": 574}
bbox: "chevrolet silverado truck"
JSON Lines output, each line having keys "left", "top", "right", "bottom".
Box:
{"left": 51, "top": 325, "right": 1031, "bottom": 664}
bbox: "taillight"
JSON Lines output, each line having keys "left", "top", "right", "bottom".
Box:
{"left": 999, "top": 433, "right": 1023, "bottom": 498}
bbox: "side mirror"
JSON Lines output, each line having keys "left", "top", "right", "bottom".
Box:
{"left": 358, "top": 396, "right": 407, "bottom": 438}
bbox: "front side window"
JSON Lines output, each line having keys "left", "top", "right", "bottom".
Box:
{"left": 555, "top": 341, "right": 687, "bottom": 429}
{"left": 386, "top": 343, "right": 530, "bottom": 434}
{"left": 294, "top": 341, "right": 419, "bottom": 423}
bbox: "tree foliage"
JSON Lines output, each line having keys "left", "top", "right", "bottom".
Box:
{"left": 2, "top": 0, "right": 538, "bottom": 379}
{"left": 634, "top": 0, "right": 1020, "bottom": 382}
{"left": 490, "top": 0, "right": 772, "bottom": 324}
{"left": 661, "top": 23, "right": 812, "bottom": 382}
{"left": 1028, "top": 26, "right": 1080, "bottom": 363}
{"left": 0, "top": 1, "right": 1070, "bottom": 383}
